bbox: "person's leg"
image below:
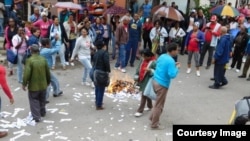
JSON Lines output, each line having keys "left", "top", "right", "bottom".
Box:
{"left": 236, "top": 53, "right": 244, "bottom": 70}
{"left": 194, "top": 52, "right": 200, "bottom": 68}
{"left": 120, "top": 44, "right": 127, "bottom": 69}
{"left": 0, "top": 18, "right": 3, "bottom": 36}
{"left": 146, "top": 97, "right": 153, "bottom": 109}
{"left": 52, "top": 53, "right": 57, "bottom": 69}
{"left": 241, "top": 55, "right": 250, "bottom": 76}
{"left": 143, "top": 38, "right": 147, "bottom": 49}
{"left": 64, "top": 41, "right": 70, "bottom": 63}
{"left": 207, "top": 47, "right": 215, "bottom": 68}
{"left": 17, "top": 54, "right": 24, "bottom": 83}
{"left": 137, "top": 94, "right": 147, "bottom": 113}
{"left": 96, "top": 86, "right": 105, "bottom": 108}
{"left": 130, "top": 40, "right": 138, "bottom": 66}
{"left": 148, "top": 39, "right": 152, "bottom": 50}
{"left": 46, "top": 85, "right": 51, "bottom": 100}
{"left": 28, "top": 91, "right": 41, "bottom": 121}
{"left": 150, "top": 80, "right": 168, "bottom": 128}
{"left": 59, "top": 44, "right": 66, "bottom": 68}
{"left": 231, "top": 49, "right": 238, "bottom": 68}
{"left": 213, "top": 64, "right": 221, "bottom": 87}
{"left": 79, "top": 57, "right": 92, "bottom": 82}
{"left": 50, "top": 71, "right": 61, "bottom": 95}
{"left": 199, "top": 42, "right": 209, "bottom": 66}
{"left": 111, "top": 34, "right": 116, "bottom": 59}
{"left": 69, "top": 39, "right": 76, "bottom": 59}
{"left": 115, "top": 45, "right": 121, "bottom": 68}
{"left": 125, "top": 42, "right": 131, "bottom": 67}
{"left": 103, "top": 38, "right": 109, "bottom": 52}
{"left": 39, "top": 90, "right": 47, "bottom": 117}
{"left": 187, "top": 51, "right": 193, "bottom": 70}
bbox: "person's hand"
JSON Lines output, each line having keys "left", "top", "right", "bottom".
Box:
{"left": 65, "top": 42, "right": 69, "bottom": 48}
{"left": 9, "top": 98, "right": 14, "bottom": 105}
{"left": 55, "top": 34, "right": 59, "bottom": 40}
{"left": 22, "top": 85, "right": 26, "bottom": 91}
{"left": 212, "top": 59, "right": 215, "bottom": 64}
{"left": 176, "top": 62, "right": 181, "bottom": 68}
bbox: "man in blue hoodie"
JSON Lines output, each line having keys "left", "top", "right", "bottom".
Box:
{"left": 150, "top": 43, "right": 180, "bottom": 130}
{"left": 39, "top": 37, "right": 63, "bottom": 102}
{"left": 125, "top": 13, "right": 142, "bottom": 67}
{"left": 209, "top": 26, "right": 231, "bottom": 89}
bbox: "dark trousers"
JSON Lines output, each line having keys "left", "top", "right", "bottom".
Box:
{"left": 137, "top": 94, "right": 153, "bottom": 113}
{"left": 213, "top": 64, "right": 228, "bottom": 87}
{"left": 143, "top": 37, "right": 152, "bottom": 50}
{"left": 28, "top": 90, "right": 46, "bottom": 120}
{"left": 95, "top": 86, "right": 105, "bottom": 107}
{"left": 150, "top": 80, "right": 168, "bottom": 128}
{"left": 65, "top": 39, "right": 76, "bottom": 62}
{"left": 231, "top": 48, "right": 244, "bottom": 70}
{"left": 199, "top": 41, "right": 215, "bottom": 66}
{"left": 126, "top": 39, "right": 138, "bottom": 66}
{"left": 103, "top": 37, "right": 110, "bottom": 51}
{"left": 242, "top": 55, "right": 250, "bottom": 77}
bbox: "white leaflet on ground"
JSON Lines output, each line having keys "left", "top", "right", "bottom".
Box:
{"left": 118, "top": 119, "right": 123, "bottom": 122}
{"left": 60, "top": 119, "right": 72, "bottom": 122}
{"left": 128, "top": 131, "right": 132, "bottom": 134}
{"left": 166, "top": 132, "right": 173, "bottom": 136}
{"left": 0, "top": 119, "right": 10, "bottom": 124}
{"left": 10, "top": 130, "right": 31, "bottom": 141}
{"left": 14, "top": 87, "right": 20, "bottom": 91}
{"left": 0, "top": 111, "right": 12, "bottom": 118}
{"left": 56, "top": 103, "right": 70, "bottom": 106}
{"left": 43, "top": 120, "right": 55, "bottom": 124}
{"left": 47, "top": 108, "right": 59, "bottom": 113}
{"left": 11, "top": 108, "right": 25, "bottom": 117}
{"left": 40, "top": 131, "right": 55, "bottom": 139}
{"left": 118, "top": 132, "right": 122, "bottom": 135}
{"left": 55, "top": 136, "right": 68, "bottom": 140}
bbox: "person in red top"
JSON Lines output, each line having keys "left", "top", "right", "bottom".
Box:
{"left": 0, "top": 65, "right": 14, "bottom": 138}
{"left": 142, "top": 17, "right": 154, "bottom": 50}
{"left": 185, "top": 22, "right": 205, "bottom": 77}
{"left": 199, "top": 15, "right": 221, "bottom": 69}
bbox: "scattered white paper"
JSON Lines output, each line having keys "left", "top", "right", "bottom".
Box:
{"left": 14, "top": 87, "right": 20, "bottom": 92}
{"left": 56, "top": 103, "right": 70, "bottom": 106}
{"left": 60, "top": 119, "right": 72, "bottom": 122}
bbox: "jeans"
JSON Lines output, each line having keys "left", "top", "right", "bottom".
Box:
{"left": 95, "top": 86, "right": 105, "bottom": 107}
{"left": 79, "top": 56, "right": 92, "bottom": 82}
{"left": 199, "top": 41, "right": 215, "bottom": 66}
{"left": 213, "top": 64, "right": 228, "bottom": 87}
{"left": 52, "top": 43, "right": 66, "bottom": 67}
{"left": 46, "top": 71, "right": 61, "bottom": 100}
{"left": 17, "top": 54, "right": 24, "bottom": 83}
{"left": 0, "top": 18, "right": 3, "bottom": 36}
{"left": 115, "top": 44, "right": 126, "bottom": 69}
{"left": 103, "top": 37, "right": 110, "bottom": 52}
{"left": 111, "top": 33, "right": 116, "bottom": 59}
{"left": 65, "top": 39, "right": 76, "bottom": 62}
{"left": 126, "top": 39, "right": 139, "bottom": 66}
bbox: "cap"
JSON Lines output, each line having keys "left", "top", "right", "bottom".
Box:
{"left": 41, "top": 12, "right": 47, "bottom": 17}
{"left": 191, "top": 9, "right": 196, "bottom": 13}
{"left": 194, "top": 22, "right": 200, "bottom": 27}
{"left": 210, "top": 15, "right": 217, "bottom": 22}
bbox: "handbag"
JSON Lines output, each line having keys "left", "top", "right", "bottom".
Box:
{"left": 143, "top": 77, "right": 156, "bottom": 100}
{"left": 7, "top": 49, "right": 18, "bottom": 64}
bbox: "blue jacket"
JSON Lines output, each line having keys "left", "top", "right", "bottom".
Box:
{"left": 129, "top": 19, "right": 142, "bottom": 42}
{"left": 29, "top": 14, "right": 41, "bottom": 23}
{"left": 92, "top": 23, "right": 104, "bottom": 41}
{"left": 27, "top": 35, "right": 39, "bottom": 47}
{"left": 214, "top": 34, "right": 231, "bottom": 64}
{"left": 153, "top": 54, "right": 179, "bottom": 88}
{"left": 245, "top": 40, "right": 250, "bottom": 55}
{"left": 185, "top": 30, "right": 205, "bottom": 49}
{"left": 40, "top": 40, "right": 60, "bottom": 68}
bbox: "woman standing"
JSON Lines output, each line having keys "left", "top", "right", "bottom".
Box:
{"left": 70, "top": 28, "right": 95, "bottom": 87}
{"left": 134, "top": 49, "right": 156, "bottom": 117}
{"left": 64, "top": 14, "right": 77, "bottom": 66}
{"left": 142, "top": 17, "right": 153, "bottom": 50}
{"left": 92, "top": 41, "right": 110, "bottom": 110}
{"left": 4, "top": 18, "right": 18, "bottom": 76}
{"left": 12, "top": 27, "right": 28, "bottom": 83}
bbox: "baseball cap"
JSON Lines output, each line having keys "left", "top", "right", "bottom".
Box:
{"left": 191, "top": 9, "right": 196, "bottom": 13}
{"left": 210, "top": 15, "right": 217, "bottom": 22}
{"left": 194, "top": 22, "right": 200, "bottom": 27}
{"left": 41, "top": 12, "right": 47, "bottom": 17}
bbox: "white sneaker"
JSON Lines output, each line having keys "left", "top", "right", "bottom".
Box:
{"left": 144, "top": 107, "right": 151, "bottom": 111}
{"left": 228, "top": 67, "right": 232, "bottom": 70}
{"left": 134, "top": 112, "right": 143, "bottom": 117}
{"left": 114, "top": 67, "right": 119, "bottom": 70}
{"left": 91, "top": 82, "right": 95, "bottom": 88}
{"left": 121, "top": 69, "right": 126, "bottom": 73}
{"left": 82, "top": 82, "right": 91, "bottom": 86}
{"left": 196, "top": 71, "right": 200, "bottom": 77}
{"left": 65, "top": 62, "right": 69, "bottom": 66}
{"left": 186, "top": 68, "right": 191, "bottom": 74}
{"left": 70, "top": 62, "right": 75, "bottom": 66}
{"left": 236, "top": 69, "right": 240, "bottom": 73}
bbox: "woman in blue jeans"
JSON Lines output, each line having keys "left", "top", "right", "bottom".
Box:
{"left": 92, "top": 41, "right": 110, "bottom": 110}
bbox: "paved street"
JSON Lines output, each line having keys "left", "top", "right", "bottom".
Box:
{"left": 0, "top": 53, "right": 249, "bottom": 141}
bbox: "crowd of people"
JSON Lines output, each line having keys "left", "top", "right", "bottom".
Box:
{"left": 1, "top": 0, "right": 250, "bottom": 138}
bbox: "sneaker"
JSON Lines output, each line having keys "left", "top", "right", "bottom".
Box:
{"left": 134, "top": 112, "right": 143, "bottom": 117}
{"left": 228, "top": 67, "right": 232, "bottom": 70}
{"left": 196, "top": 71, "right": 200, "bottom": 77}
{"left": 114, "top": 67, "right": 119, "bottom": 70}
{"left": 236, "top": 69, "right": 240, "bottom": 73}
{"left": 144, "top": 107, "right": 151, "bottom": 111}
{"left": 186, "top": 68, "right": 191, "bottom": 74}
{"left": 65, "top": 62, "right": 69, "bottom": 66}
{"left": 70, "top": 62, "right": 75, "bottom": 66}
{"left": 51, "top": 66, "right": 55, "bottom": 70}
{"left": 91, "top": 82, "right": 95, "bottom": 88}
{"left": 82, "top": 82, "right": 91, "bottom": 86}
{"left": 62, "top": 66, "right": 66, "bottom": 70}
{"left": 121, "top": 69, "right": 126, "bottom": 73}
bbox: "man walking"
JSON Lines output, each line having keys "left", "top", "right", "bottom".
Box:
{"left": 22, "top": 44, "right": 50, "bottom": 122}
{"left": 39, "top": 37, "right": 63, "bottom": 103}
{"left": 209, "top": 26, "right": 231, "bottom": 89}
{"left": 150, "top": 43, "right": 180, "bottom": 129}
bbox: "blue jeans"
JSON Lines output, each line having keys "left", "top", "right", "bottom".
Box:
{"left": 0, "top": 18, "right": 3, "bottom": 36}
{"left": 52, "top": 43, "right": 66, "bottom": 67}
{"left": 17, "top": 54, "right": 24, "bottom": 83}
{"left": 115, "top": 44, "right": 126, "bottom": 69}
{"left": 95, "top": 86, "right": 105, "bottom": 107}
{"left": 213, "top": 63, "right": 228, "bottom": 87}
{"left": 126, "top": 39, "right": 139, "bottom": 66}
{"left": 79, "top": 56, "right": 92, "bottom": 82}
{"left": 46, "top": 71, "right": 61, "bottom": 100}
{"left": 111, "top": 33, "right": 116, "bottom": 59}
{"left": 65, "top": 39, "right": 76, "bottom": 62}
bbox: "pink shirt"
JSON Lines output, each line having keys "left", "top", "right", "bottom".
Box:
{"left": 12, "top": 34, "right": 28, "bottom": 54}
{"left": 33, "top": 19, "right": 52, "bottom": 38}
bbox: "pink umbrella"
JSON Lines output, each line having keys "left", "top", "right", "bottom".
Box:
{"left": 103, "top": 5, "right": 128, "bottom": 15}
{"left": 55, "top": 2, "right": 82, "bottom": 10}
{"left": 154, "top": 6, "right": 184, "bottom": 21}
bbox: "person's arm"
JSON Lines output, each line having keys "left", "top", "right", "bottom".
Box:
{"left": 22, "top": 58, "right": 31, "bottom": 90}
{"left": 50, "top": 39, "right": 61, "bottom": 54}
{"left": 214, "top": 39, "right": 225, "bottom": 60}
{"left": 167, "top": 60, "right": 179, "bottom": 79}
{"left": 71, "top": 38, "right": 80, "bottom": 60}
{"left": 12, "top": 35, "right": 22, "bottom": 49}
{"left": 161, "top": 27, "right": 168, "bottom": 38}
{"left": 179, "top": 28, "right": 186, "bottom": 37}
{"left": 103, "top": 51, "right": 111, "bottom": 72}
{"left": 0, "top": 67, "right": 14, "bottom": 100}
{"left": 32, "top": 19, "right": 40, "bottom": 27}
{"left": 149, "top": 28, "right": 155, "bottom": 41}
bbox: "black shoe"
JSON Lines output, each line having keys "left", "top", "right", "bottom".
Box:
{"left": 247, "top": 77, "right": 250, "bottom": 81}
{"left": 210, "top": 78, "right": 215, "bottom": 81}
{"left": 45, "top": 101, "right": 49, "bottom": 104}
{"left": 206, "top": 66, "right": 210, "bottom": 69}
{"left": 238, "top": 75, "right": 246, "bottom": 78}
{"left": 41, "top": 113, "right": 46, "bottom": 117}
{"left": 53, "top": 91, "right": 63, "bottom": 97}
{"left": 220, "top": 82, "right": 228, "bottom": 87}
{"left": 130, "top": 64, "right": 134, "bottom": 67}
{"left": 209, "top": 85, "right": 219, "bottom": 89}
{"left": 33, "top": 118, "right": 41, "bottom": 122}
